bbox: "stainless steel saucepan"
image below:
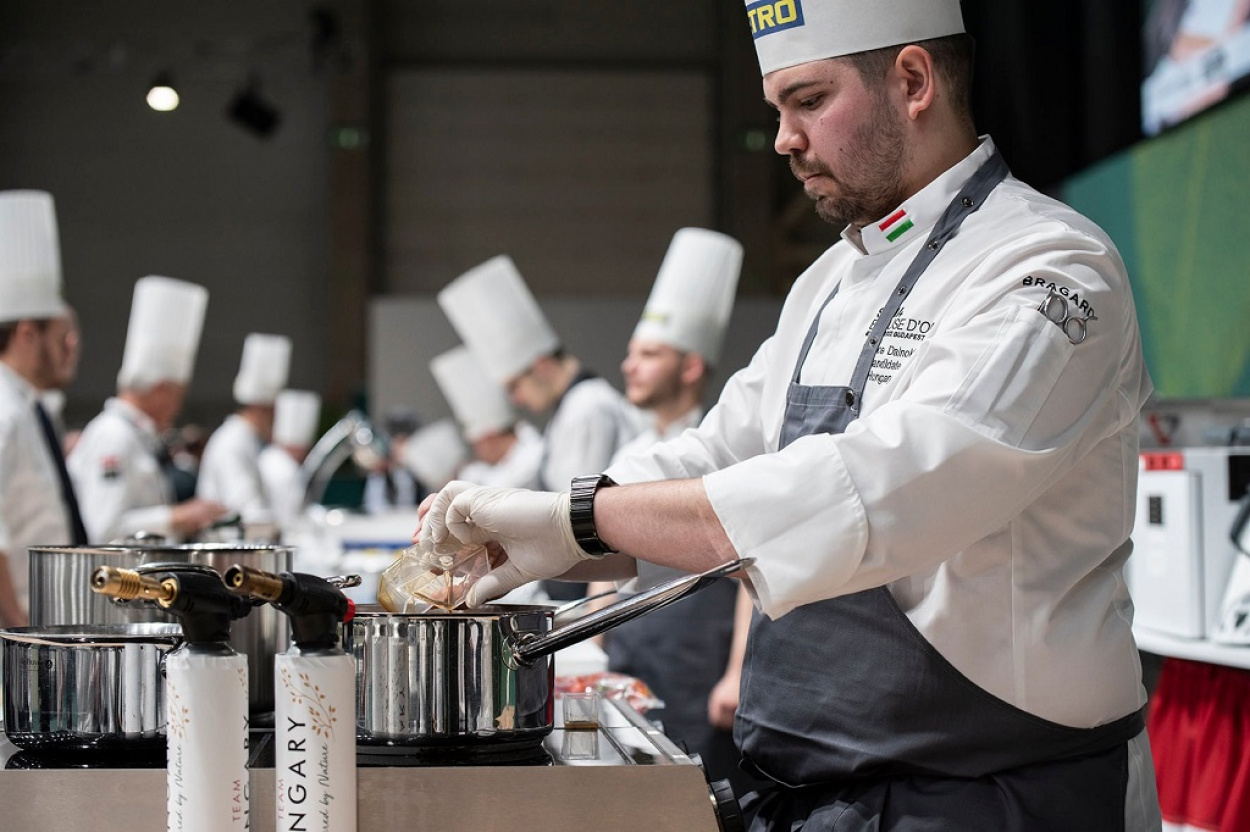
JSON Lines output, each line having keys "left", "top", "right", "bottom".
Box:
{"left": 27, "top": 543, "right": 291, "bottom": 714}
{"left": 344, "top": 558, "right": 748, "bottom": 748}
{"left": 0, "top": 623, "right": 183, "bottom": 752}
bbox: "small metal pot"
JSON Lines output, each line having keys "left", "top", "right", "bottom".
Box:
{"left": 27, "top": 543, "right": 292, "bottom": 714}
{"left": 344, "top": 559, "right": 745, "bottom": 748}
{"left": 0, "top": 623, "right": 183, "bottom": 752}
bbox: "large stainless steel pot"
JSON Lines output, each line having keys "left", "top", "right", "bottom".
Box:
{"left": 0, "top": 623, "right": 183, "bottom": 751}
{"left": 27, "top": 543, "right": 292, "bottom": 714}
{"left": 344, "top": 559, "right": 745, "bottom": 747}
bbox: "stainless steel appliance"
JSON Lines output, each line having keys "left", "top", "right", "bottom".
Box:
{"left": 26, "top": 543, "right": 292, "bottom": 714}
{"left": 0, "top": 696, "right": 740, "bottom": 831}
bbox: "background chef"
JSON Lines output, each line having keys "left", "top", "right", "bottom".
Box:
{"left": 429, "top": 344, "right": 544, "bottom": 490}
{"left": 257, "top": 388, "right": 321, "bottom": 533}
{"left": 0, "top": 190, "right": 79, "bottom": 624}
{"left": 417, "top": 0, "right": 1163, "bottom": 828}
{"left": 197, "top": 331, "right": 291, "bottom": 531}
{"left": 437, "top": 254, "right": 640, "bottom": 599}
{"left": 589, "top": 227, "right": 757, "bottom": 794}
{"left": 399, "top": 418, "right": 469, "bottom": 495}
{"left": 69, "top": 275, "right": 228, "bottom": 543}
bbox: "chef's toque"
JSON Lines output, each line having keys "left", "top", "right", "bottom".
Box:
{"left": 747, "top": 0, "right": 965, "bottom": 76}
{"left": 437, "top": 255, "right": 560, "bottom": 385}
{"left": 273, "top": 389, "right": 321, "bottom": 448}
{"left": 0, "top": 190, "right": 67, "bottom": 323}
{"left": 633, "top": 228, "right": 742, "bottom": 367}
{"left": 401, "top": 419, "right": 469, "bottom": 491}
{"left": 430, "top": 345, "right": 516, "bottom": 443}
{"left": 117, "top": 276, "right": 209, "bottom": 390}
{"left": 233, "top": 333, "right": 292, "bottom": 406}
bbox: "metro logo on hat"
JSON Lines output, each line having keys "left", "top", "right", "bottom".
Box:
{"left": 0, "top": 190, "right": 66, "bottom": 323}
{"left": 746, "top": 0, "right": 965, "bottom": 76}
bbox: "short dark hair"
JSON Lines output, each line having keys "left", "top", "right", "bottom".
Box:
{"left": 844, "top": 33, "right": 976, "bottom": 128}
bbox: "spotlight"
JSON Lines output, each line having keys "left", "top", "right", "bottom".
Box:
{"left": 146, "top": 72, "right": 179, "bottom": 112}
{"left": 227, "top": 78, "right": 281, "bottom": 138}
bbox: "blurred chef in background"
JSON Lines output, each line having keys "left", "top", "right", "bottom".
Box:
{"left": 197, "top": 332, "right": 291, "bottom": 530}
{"left": 429, "top": 344, "right": 543, "bottom": 490}
{"left": 258, "top": 388, "right": 321, "bottom": 532}
{"left": 590, "top": 227, "right": 757, "bottom": 792}
{"left": 399, "top": 418, "right": 469, "bottom": 494}
{"left": 438, "top": 255, "right": 640, "bottom": 599}
{"left": 363, "top": 405, "right": 422, "bottom": 512}
{"left": 69, "top": 276, "right": 227, "bottom": 543}
{"left": 0, "top": 190, "right": 80, "bottom": 624}
{"left": 38, "top": 302, "right": 79, "bottom": 445}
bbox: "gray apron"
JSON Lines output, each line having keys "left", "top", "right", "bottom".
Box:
{"left": 736, "top": 152, "right": 1145, "bottom": 831}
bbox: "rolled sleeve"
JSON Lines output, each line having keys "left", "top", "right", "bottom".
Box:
{"left": 704, "top": 436, "right": 868, "bottom": 619}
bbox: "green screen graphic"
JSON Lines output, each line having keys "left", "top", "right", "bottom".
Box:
{"left": 1063, "top": 93, "right": 1250, "bottom": 398}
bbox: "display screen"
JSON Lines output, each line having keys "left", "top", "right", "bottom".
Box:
{"left": 1142, "top": 0, "right": 1250, "bottom": 135}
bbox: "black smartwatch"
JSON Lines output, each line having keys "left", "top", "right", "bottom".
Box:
{"left": 569, "top": 473, "right": 618, "bottom": 558}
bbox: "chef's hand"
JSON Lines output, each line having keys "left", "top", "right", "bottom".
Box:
{"left": 420, "top": 483, "right": 591, "bottom": 607}
{"left": 707, "top": 671, "right": 740, "bottom": 730}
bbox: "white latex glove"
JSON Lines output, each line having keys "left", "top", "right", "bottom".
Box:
{"left": 421, "top": 483, "right": 590, "bottom": 607}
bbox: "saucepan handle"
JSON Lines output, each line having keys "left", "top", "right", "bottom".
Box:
{"left": 507, "top": 557, "right": 751, "bottom": 666}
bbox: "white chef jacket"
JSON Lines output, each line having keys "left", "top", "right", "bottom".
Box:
{"left": 67, "top": 397, "right": 176, "bottom": 543}
{"left": 541, "top": 376, "right": 641, "bottom": 491}
{"left": 258, "top": 445, "right": 305, "bottom": 532}
{"left": 610, "top": 406, "right": 703, "bottom": 468}
{"left": 459, "top": 420, "right": 545, "bottom": 490}
{"left": 0, "top": 362, "right": 71, "bottom": 610}
{"left": 197, "top": 414, "right": 272, "bottom": 523}
{"left": 607, "top": 137, "right": 1154, "bottom": 732}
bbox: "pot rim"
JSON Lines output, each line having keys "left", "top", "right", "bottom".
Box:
{"left": 0, "top": 622, "right": 184, "bottom": 647}
{"left": 349, "top": 603, "right": 552, "bottom": 620}
{"left": 29, "top": 543, "right": 293, "bottom": 556}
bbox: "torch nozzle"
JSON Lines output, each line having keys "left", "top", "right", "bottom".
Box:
{"left": 90, "top": 566, "right": 176, "bottom": 605}
{"left": 222, "top": 564, "right": 285, "bottom": 603}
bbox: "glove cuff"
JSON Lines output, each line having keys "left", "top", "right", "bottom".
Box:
{"left": 568, "top": 474, "right": 617, "bottom": 558}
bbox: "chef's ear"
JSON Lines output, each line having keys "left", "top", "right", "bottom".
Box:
{"left": 680, "top": 352, "right": 707, "bottom": 386}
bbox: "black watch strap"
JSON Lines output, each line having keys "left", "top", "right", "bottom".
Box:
{"left": 569, "top": 473, "right": 617, "bottom": 558}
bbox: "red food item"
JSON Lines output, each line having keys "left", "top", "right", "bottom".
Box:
{"left": 555, "top": 671, "right": 664, "bottom": 713}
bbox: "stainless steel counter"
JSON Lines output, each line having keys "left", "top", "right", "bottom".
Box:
{"left": 0, "top": 697, "right": 732, "bottom": 831}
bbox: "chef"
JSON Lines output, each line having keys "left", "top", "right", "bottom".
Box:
{"left": 429, "top": 344, "right": 543, "bottom": 490}
{"left": 399, "top": 418, "right": 468, "bottom": 494}
{"left": 0, "top": 190, "right": 78, "bottom": 624}
{"left": 197, "top": 332, "right": 291, "bottom": 529}
{"left": 68, "top": 276, "right": 228, "bottom": 543}
{"left": 417, "top": 1, "right": 1163, "bottom": 828}
{"left": 257, "top": 388, "right": 321, "bottom": 532}
{"left": 590, "top": 227, "right": 757, "bottom": 794}
{"left": 438, "top": 255, "right": 640, "bottom": 599}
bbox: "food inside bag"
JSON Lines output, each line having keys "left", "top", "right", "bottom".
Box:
{"left": 376, "top": 540, "right": 492, "bottom": 612}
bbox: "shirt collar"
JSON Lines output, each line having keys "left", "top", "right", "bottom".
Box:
{"left": 0, "top": 360, "right": 38, "bottom": 405}
{"left": 105, "top": 397, "right": 159, "bottom": 437}
{"left": 842, "top": 136, "right": 997, "bottom": 257}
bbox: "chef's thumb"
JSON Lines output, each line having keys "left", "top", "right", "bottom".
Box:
{"left": 465, "top": 562, "right": 527, "bottom": 608}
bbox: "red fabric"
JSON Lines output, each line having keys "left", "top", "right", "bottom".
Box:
{"left": 1148, "top": 658, "right": 1250, "bottom": 831}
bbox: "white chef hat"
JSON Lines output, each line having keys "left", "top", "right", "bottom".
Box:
{"left": 430, "top": 345, "right": 516, "bottom": 443}
{"left": 118, "top": 276, "right": 210, "bottom": 390}
{"left": 437, "top": 255, "right": 560, "bottom": 384}
{"left": 401, "top": 418, "right": 469, "bottom": 491}
{"left": 273, "top": 389, "right": 321, "bottom": 448}
{"left": 632, "top": 228, "right": 742, "bottom": 367}
{"left": 747, "top": 0, "right": 965, "bottom": 76}
{"left": 233, "top": 333, "right": 292, "bottom": 406}
{"left": 0, "top": 190, "right": 67, "bottom": 324}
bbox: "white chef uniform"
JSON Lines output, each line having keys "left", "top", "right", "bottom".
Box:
{"left": 197, "top": 333, "right": 291, "bottom": 523}
{"left": 0, "top": 190, "right": 72, "bottom": 611}
{"left": 610, "top": 406, "right": 702, "bottom": 468}
{"left": 608, "top": 137, "right": 1159, "bottom": 824}
{"left": 437, "top": 255, "right": 642, "bottom": 492}
{"left": 258, "top": 389, "right": 320, "bottom": 532}
{"left": 430, "top": 344, "right": 544, "bottom": 490}
{"left": 69, "top": 276, "right": 209, "bottom": 543}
